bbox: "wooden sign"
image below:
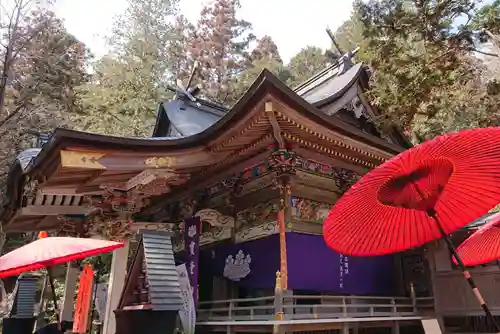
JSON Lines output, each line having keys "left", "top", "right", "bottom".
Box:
{"left": 73, "top": 264, "right": 94, "bottom": 333}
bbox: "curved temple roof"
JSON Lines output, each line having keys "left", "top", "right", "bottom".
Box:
{"left": 153, "top": 57, "right": 368, "bottom": 140}
{"left": 22, "top": 67, "right": 403, "bottom": 175}
{"left": 0, "top": 60, "right": 407, "bottom": 233}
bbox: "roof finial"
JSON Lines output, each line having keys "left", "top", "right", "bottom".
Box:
{"left": 326, "top": 26, "right": 344, "bottom": 55}
{"left": 168, "top": 61, "right": 202, "bottom": 102}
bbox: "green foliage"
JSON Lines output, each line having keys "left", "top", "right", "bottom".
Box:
{"left": 75, "top": 57, "right": 159, "bottom": 136}
{"left": 232, "top": 57, "right": 292, "bottom": 99}
{"left": 74, "top": 0, "right": 182, "bottom": 136}
{"left": 332, "top": 14, "right": 371, "bottom": 62}
{"left": 0, "top": 2, "right": 90, "bottom": 198}
{"left": 473, "top": 0, "right": 500, "bottom": 34}
{"left": 351, "top": 0, "right": 500, "bottom": 140}
{"left": 83, "top": 253, "right": 112, "bottom": 282}
{"left": 287, "top": 46, "right": 333, "bottom": 87}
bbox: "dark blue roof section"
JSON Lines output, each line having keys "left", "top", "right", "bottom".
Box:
{"left": 164, "top": 99, "right": 225, "bottom": 137}
{"left": 153, "top": 98, "right": 227, "bottom": 138}
{"left": 152, "top": 56, "right": 364, "bottom": 139}
{"left": 297, "top": 63, "right": 363, "bottom": 106}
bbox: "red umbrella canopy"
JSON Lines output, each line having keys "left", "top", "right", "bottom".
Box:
{"left": 0, "top": 236, "right": 124, "bottom": 278}
{"left": 323, "top": 127, "right": 500, "bottom": 256}
{"left": 456, "top": 212, "right": 500, "bottom": 267}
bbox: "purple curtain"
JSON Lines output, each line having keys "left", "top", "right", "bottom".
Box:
{"left": 286, "top": 233, "right": 394, "bottom": 295}
{"left": 201, "top": 233, "right": 395, "bottom": 295}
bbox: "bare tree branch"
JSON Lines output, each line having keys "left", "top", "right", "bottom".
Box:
{"left": 470, "top": 47, "right": 499, "bottom": 57}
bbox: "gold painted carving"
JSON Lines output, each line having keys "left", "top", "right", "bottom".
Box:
{"left": 60, "top": 151, "right": 106, "bottom": 169}
{"left": 144, "top": 156, "right": 175, "bottom": 168}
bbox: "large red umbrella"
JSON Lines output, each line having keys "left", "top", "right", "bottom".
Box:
{"left": 456, "top": 212, "right": 500, "bottom": 267}
{"left": 323, "top": 127, "right": 500, "bottom": 331}
{"left": 0, "top": 232, "right": 124, "bottom": 333}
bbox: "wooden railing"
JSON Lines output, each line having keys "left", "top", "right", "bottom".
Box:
{"left": 197, "top": 295, "right": 435, "bottom": 322}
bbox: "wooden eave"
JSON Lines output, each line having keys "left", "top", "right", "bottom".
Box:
{"left": 1, "top": 69, "right": 405, "bottom": 232}
{"left": 141, "top": 72, "right": 407, "bottom": 216}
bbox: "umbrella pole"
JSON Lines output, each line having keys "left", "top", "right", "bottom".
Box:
{"left": 47, "top": 267, "right": 62, "bottom": 333}
{"left": 429, "top": 211, "right": 500, "bottom": 332}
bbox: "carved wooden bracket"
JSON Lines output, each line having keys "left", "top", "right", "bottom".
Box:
{"left": 195, "top": 208, "right": 235, "bottom": 228}
{"left": 86, "top": 212, "right": 133, "bottom": 241}
{"left": 22, "top": 178, "right": 39, "bottom": 204}
{"left": 333, "top": 168, "right": 360, "bottom": 193}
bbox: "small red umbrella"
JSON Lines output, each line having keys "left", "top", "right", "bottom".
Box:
{"left": 456, "top": 212, "right": 500, "bottom": 267}
{"left": 0, "top": 232, "right": 124, "bottom": 332}
{"left": 323, "top": 127, "right": 500, "bottom": 331}
{"left": 0, "top": 233, "right": 123, "bottom": 278}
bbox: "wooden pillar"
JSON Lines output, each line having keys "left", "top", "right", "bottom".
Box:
{"left": 60, "top": 263, "right": 79, "bottom": 323}
{"left": 277, "top": 208, "right": 289, "bottom": 290}
{"left": 273, "top": 272, "right": 284, "bottom": 334}
{"left": 102, "top": 242, "right": 129, "bottom": 334}
{"left": 265, "top": 100, "right": 296, "bottom": 303}
{"left": 392, "top": 321, "right": 400, "bottom": 334}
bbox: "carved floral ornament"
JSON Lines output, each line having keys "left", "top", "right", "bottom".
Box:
{"left": 56, "top": 213, "right": 133, "bottom": 241}
{"left": 72, "top": 169, "right": 189, "bottom": 240}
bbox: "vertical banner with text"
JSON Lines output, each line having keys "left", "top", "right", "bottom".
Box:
{"left": 184, "top": 216, "right": 201, "bottom": 306}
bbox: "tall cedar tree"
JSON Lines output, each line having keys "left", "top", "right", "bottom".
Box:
{"left": 0, "top": 3, "right": 89, "bottom": 299}
{"left": 76, "top": 0, "right": 181, "bottom": 136}
{"left": 232, "top": 35, "right": 290, "bottom": 100}
{"left": 0, "top": 7, "right": 89, "bottom": 184}
{"left": 187, "top": 0, "right": 255, "bottom": 106}
{"left": 250, "top": 35, "right": 282, "bottom": 63}
{"left": 168, "top": 15, "right": 196, "bottom": 81}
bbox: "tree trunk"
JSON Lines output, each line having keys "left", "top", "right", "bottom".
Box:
{"left": 0, "top": 0, "right": 24, "bottom": 118}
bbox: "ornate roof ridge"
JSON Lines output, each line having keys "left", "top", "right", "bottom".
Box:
{"left": 293, "top": 47, "right": 361, "bottom": 96}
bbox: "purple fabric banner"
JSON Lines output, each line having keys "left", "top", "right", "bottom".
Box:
{"left": 201, "top": 232, "right": 394, "bottom": 295}
{"left": 184, "top": 217, "right": 201, "bottom": 305}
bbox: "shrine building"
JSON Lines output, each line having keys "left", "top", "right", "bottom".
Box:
{"left": 0, "top": 50, "right": 446, "bottom": 334}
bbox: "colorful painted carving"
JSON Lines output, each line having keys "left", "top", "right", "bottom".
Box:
{"left": 204, "top": 155, "right": 359, "bottom": 198}
{"left": 269, "top": 149, "right": 297, "bottom": 176}
{"left": 291, "top": 197, "right": 331, "bottom": 223}
{"left": 236, "top": 202, "right": 280, "bottom": 228}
